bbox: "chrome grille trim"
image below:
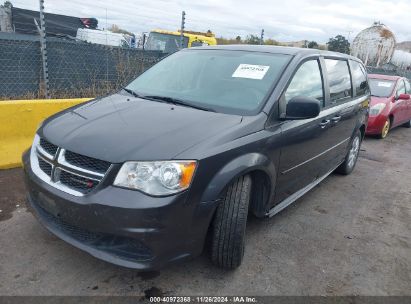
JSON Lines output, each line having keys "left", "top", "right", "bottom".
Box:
{"left": 58, "top": 149, "right": 105, "bottom": 178}
{"left": 39, "top": 138, "right": 58, "bottom": 158}
{"left": 30, "top": 134, "right": 111, "bottom": 196}
{"left": 37, "top": 143, "right": 55, "bottom": 160}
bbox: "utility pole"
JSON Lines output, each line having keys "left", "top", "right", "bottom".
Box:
{"left": 260, "top": 29, "right": 264, "bottom": 45}
{"left": 38, "top": 0, "right": 50, "bottom": 98}
{"left": 142, "top": 33, "right": 146, "bottom": 51}
{"left": 180, "top": 11, "right": 186, "bottom": 49}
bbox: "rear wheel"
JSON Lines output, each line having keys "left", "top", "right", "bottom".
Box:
{"left": 211, "top": 175, "right": 252, "bottom": 269}
{"left": 403, "top": 119, "right": 411, "bottom": 128}
{"left": 335, "top": 130, "right": 362, "bottom": 175}
{"left": 379, "top": 119, "right": 390, "bottom": 139}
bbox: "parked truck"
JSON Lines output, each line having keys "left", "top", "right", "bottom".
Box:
{"left": 76, "top": 28, "right": 134, "bottom": 48}
{"left": 145, "top": 29, "right": 217, "bottom": 53}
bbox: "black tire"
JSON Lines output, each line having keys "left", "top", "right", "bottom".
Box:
{"left": 211, "top": 175, "right": 252, "bottom": 269}
{"left": 403, "top": 119, "right": 411, "bottom": 128}
{"left": 335, "top": 130, "right": 362, "bottom": 175}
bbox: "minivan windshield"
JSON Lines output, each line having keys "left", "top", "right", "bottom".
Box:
{"left": 369, "top": 78, "right": 395, "bottom": 97}
{"left": 126, "top": 50, "right": 292, "bottom": 115}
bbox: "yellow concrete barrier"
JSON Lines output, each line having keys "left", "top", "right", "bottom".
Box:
{"left": 0, "top": 98, "right": 92, "bottom": 169}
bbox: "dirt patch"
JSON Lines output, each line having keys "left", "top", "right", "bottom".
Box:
{"left": 138, "top": 271, "right": 161, "bottom": 281}
{"left": 144, "top": 286, "right": 164, "bottom": 298}
{"left": 359, "top": 153, "right": 384, "bottom": 163}
{"left": 314, "top": 206, "right": 328, "bottom": 214}
{"left": 0, "top": 169, "right": 26, "bottom": 222}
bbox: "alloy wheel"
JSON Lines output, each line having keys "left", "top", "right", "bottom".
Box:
{"left": 347, "top": 136, "right": 360, "bottom": 169}
{"left": 381, "top": 119, "right": 390, "bottom": 138}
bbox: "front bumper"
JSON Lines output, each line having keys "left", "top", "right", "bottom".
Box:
{"left": 22, "top": 150, "right": 218, "bottom": 270}
{"left": 365, "top": 115, "right": 387, "bottom": 135}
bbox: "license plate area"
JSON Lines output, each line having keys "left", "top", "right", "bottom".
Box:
{"left": 37, "top": 191, "right": 60, "bottom": 217}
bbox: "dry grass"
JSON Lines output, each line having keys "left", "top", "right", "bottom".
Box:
{"left": 1, "top": 51, "right": 157, "bottom": 101}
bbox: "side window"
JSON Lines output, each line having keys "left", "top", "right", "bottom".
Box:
{"left": 285, "top": 60, "right": 324, "bottom": 105}
{"left": 350, "top": 60, "right": 369, "bottom": 97}
{"left": 396, "top": 80, "right": 406, "bottom": 98}
{"left": 404, "top": 79, "right": 410, "bottom": 94}
{"left": 324, "top": 59, "right": 352, "bottom": 104}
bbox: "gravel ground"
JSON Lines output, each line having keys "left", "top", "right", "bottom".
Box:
{"left": 0, "top": 127, "right": 410, "bottom": 297}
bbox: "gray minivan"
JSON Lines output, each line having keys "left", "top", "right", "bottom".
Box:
{"left": 23, "top": 45, "right": 369, "bottom": 270}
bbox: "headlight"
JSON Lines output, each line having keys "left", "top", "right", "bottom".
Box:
{"left": 369, "top": 103, "right": 386, "bottom": 116}
{"left": 113, "top": 161, "right": 197, "bottom": 196}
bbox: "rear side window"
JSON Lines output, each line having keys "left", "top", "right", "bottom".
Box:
{"left": 285, "top": 60, "right": 324, "bottom": 105}
{"left": 350, "top": 60, "right": 369, "bottom": 97}
{"left": 324, "top": 59, "right": 352, "bottom": 104}
{"left": 404, "top": 79, "right": 411, "bottom": 94}
{"left": 396, "top": 80, "right": 406, "bottom": 98}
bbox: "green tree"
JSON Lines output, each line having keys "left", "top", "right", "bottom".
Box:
{"left": 327, "top": 35, "right": 350, "bottom": 54}
{"left": 2, "top": 1, "right": 13, "bottom": 8}
{"left": 235, "top": 36, "right": 242, "bottom": 43}
{"left": 307, "top": 41, "right": 319, "bottom": 49}
{"left": 245, "top": 34, "right": 261, "bottom": 45}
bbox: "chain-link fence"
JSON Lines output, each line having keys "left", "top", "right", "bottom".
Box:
{"left": 0, "top": 33, "right": 42, "bottom": 99}
{"left": 2, "top": 31, "right": 410, "bottom": 101}
{"left": 366, "top": 66, "right": 411, "bottom": 80}
{"left": 0, "top": 32, "right": 164, "bottom": 100}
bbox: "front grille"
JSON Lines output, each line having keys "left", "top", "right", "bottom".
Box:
{"left": 59, "top": 170, "right": 99, "bottom": 194}
{"left": 65, "top": 150, "right": 111, "bottom": 174}
{"left": 38, "top": 157, "right": 52, "bottom": 177}
{"left": 40, "top": 138, "right": 58, "bottom": 156}
{"left": 33, "top": 199, "right": 153, "bottom": 261}
{"left": 32, "top": 135, "right": 112, "bottom": 196}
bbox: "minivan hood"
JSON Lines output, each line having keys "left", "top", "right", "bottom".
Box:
{"left": 40, "top": 94, "right": 243, "bottom": 163}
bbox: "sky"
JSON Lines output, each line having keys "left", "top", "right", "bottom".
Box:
{"left": 9, "top": 0, "right": 411, "bottom": 43}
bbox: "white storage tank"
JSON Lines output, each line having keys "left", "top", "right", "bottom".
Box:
{"left": 351, "top": 22, "right": 396, "bottom": 67}
{"left": 391, "top": 50, "right": 411, "bottom": 70}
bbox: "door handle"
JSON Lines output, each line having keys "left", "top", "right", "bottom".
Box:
{"left": 331, "top": 115, "right": 342, "bottom": 123}
{"left": 319, "top": 119, "right": 330, "bottom": 128}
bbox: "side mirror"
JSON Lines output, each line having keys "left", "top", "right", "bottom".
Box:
{"left": 285, "top": 96, "right": 321, "bottom": 120}
{"left": 397, "top": 93, "right": 410, "bottom": 100}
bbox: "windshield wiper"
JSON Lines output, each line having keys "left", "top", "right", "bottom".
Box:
{"left": 122, "top": 87, "right": 146, "bottom": 98}
{"left": 123, "top": 89, "right": 215, "bottom": 112}
{"left": 144, "top": 95, "right": 215, "bottom": 112}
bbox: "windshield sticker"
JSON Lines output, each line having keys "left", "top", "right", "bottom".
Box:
{"left": 232, "top": 64, "right": 270, "bottom": 80}
{"left": 377, "top": 82, "right": 392, "bottom": 87}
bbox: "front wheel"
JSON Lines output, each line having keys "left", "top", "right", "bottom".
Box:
{"left": 379, "top": 118, "right": 390, "bottom": 139}
{"left": 210, "top": 175, "right": 252, "bottom": 269}
{"left": 335, "top": 130, "right": 362, "bottom": 175}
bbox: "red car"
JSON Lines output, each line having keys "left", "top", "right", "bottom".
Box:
{"left": 366, "top": 74, "right": 411, "bottom": 138}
